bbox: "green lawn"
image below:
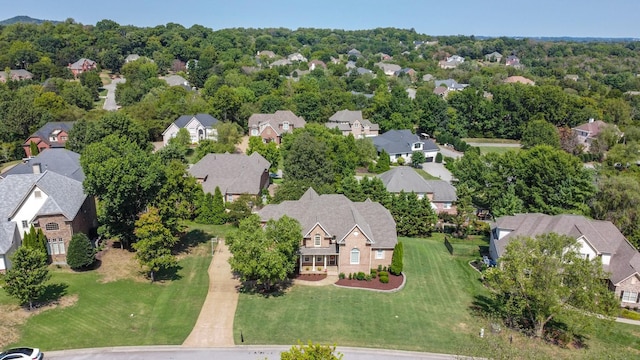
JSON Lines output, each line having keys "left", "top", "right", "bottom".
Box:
{"left": 2, "top": 245, "right": 210, "bottom": 351}
{"left": 462, "top": 138, "right": 521, "bottom": 144}
{"left": 477, "top": 146, "right": 521, "bottom": 155}
{"left": 415, "top": 168, "right": 440, "bottom": 180}
{"left": 233, "top": 237, "right": 487, "bottom": 354}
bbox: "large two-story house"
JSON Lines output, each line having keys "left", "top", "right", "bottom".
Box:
{"left": 248, "top": 110, "right": 306, "bottom": 144}
{"left": 325, "top": 110, "right": 379, "bottom": 138}
{"left": 377, "top": 167, "right": 457, "bottom": 214}
{"left": 490, "top": 213, "right": 640, "bottom": 307}
{"left": 257, "top": 188, "right": 397, "bottom": 275}
{"left": 162, "top": 114, "right": 219, "bottom": 146}
{"left": 22, "top": 122, "right": 75, "bottom": 158}
{"left": 372, "top": 130, "right": 439, "bottom": 163}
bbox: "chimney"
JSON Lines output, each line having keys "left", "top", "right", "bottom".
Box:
{"left": 32, "top": 162, "right": 41, "bottom": 174}
{"left": 589, "top": 118, "right": 595, "bottom": 123}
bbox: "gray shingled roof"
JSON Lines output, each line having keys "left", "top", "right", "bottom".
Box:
{"left": 0, "top": 171, "right": 87, "bottom": 222}
{"left": 248, "top": 110, "right": 306, "bottom": 136}
{"left": 257, "top": 188, "right": 397, "bottom": 249}
{"left": 3, "top": 148, "right": 84, "bottom": 182}
{"left": 173, "top": 114, "right": 218, "bottom": 129}
{"left": 0, "top": 222, "right": 18, "bottom": 253}
{"left": 25, "top": 122, "right": 75, "bottom": 148}
{"left": 188, "top": 152, "right": 270, "bottom": 195}
{"left": 329, "top": 110, "right": 364, "bottom": 124}
{"left": 372, "top": 130, "right": 439, "bottom": 155}
{"left": 493, "top": 213, "right": 640, "bottom": 285}
{"left": 377, "top": 167, "right": 457, "bottom": 201}
{"left": 68, "top": 58, "right": 96, "bottom": 70}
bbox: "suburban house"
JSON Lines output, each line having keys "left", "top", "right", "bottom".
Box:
{"left": 503, "top": 76, "right": 535, "bottom": 85}
{"left": 0, "top": 222, "right": 20, "bottom": 272}
{"left": 68, "top": 58, "right": 97, "bottom": 77}
{"left": 248, "top": 110, "right": 306, "bottom": 144}
{"left": 433, "top": 79, "right": 469, "bottom": 97}
{"left": 161, "top": 74, "right": 191, "bottom": 89}
{"left": 490, "top": 213, "right": 640, "bottom": 307}
{"left": 2, "top": 148, "right": 84, "bottom": 182}
{"left": 394, "top": 68, "right": 417, "bottom": 81}
{"left": 484, "top": 51, "right": 503, "bottom": 62}
{"left": 0, "top": 69, "right": 34, "bottom": 82}
{"left": 257, "top": 187, "right": 398, "bottom": 275}
{"left": 125, "top": 54, "right": 140, "bottom": 63}
{"left": 188, "top": 152, "right": 270, "bottom": 202}
{"left": 439, "top": 55, "right": 464, "bottom": 69}
{"left": 287, "top": 53, "right": 308, "bottom": 62}
{"left": 372, "top": 129, "right": 440, "bottom": 163}
{"left": 0, "top": 171, "right": 98, "bottom": 265}
{"left": 572, "top": 118, "right": 619, "bottom": 151}
{"left": 162, "top": 113, "right": 219, "bottom": 146}
{"left": 22, "top": 121, "right": 75, "bottom": 158}
{"left": 325, "top": 110, "right": 379, "bottom": 138}
{"left": 345, "top": 67, "right": 374, "bottom": 76}
{"left": 347, "top": 48, "right": 362, "bottom": 58}
{"left": 505, "top": 55, "right": 522, "bottom": 67}
{"left": 309, "top": 60, "right": 327, "bottom": 70}
{"left": 256, "top": 50, "right": 276, "bottom": 58}
{"left": 375, "top": 62, "right": 402, "bottom": 76}
{"left": 270, "top": 59, "right": 292, "bottom": 67}
{"left": 377, "top": 167, "right": 457, "bottom": 214}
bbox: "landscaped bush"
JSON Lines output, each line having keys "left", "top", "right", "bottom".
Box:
{"left": 379, "top": 275, "right": 389, "bottom": 283}
{"left": 365, "top": 275, "right": 372, "bottom": 281}
{"left": 66, "top": 233, "right": 96, "bottom": 270}
{"left": 370, "top": 269, "right": 377, "bottom": 279}
{"left": 348, "top": 273, "right": 352, "bottom": 280}
{"left": 435, "top": 152, "right": 443, "bottom": 163}
{"left": 339, "top": 272, "right": 345, "bottom": 279}
{"left": 390, "top": 242, "right": 404, "bottom": 275}
{"left": 621, "top": 308, "right": 640, "bottom": 321}
{"left": 356, "top": 272, "right": 366, "bottom": 280}
{"left": 378, "top": 271, "right": 388, "bottom": 277}
{"left": 396, "top": 157, "right": 405, "bottom": 166}
{"left": 377, "top": 264, "right": 383, "bottom": 272}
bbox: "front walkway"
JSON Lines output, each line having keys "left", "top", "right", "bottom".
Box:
{"left": 183, "top": 239, "right": 240, "bottom": 347}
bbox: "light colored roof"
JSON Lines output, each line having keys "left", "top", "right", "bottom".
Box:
{"left": 573, "top": 120, "right": 609, "bottom": 138}
{"left": 248, "top": 110, "right": 306, "bottom": 136}
{"left": 493, "top": 213, "right": 640, "bottom": 284}
{"left": 377, "top": 167, "right": 457, "bottom": 201}
{"left": 504, "top": 76, "right": 534, "bottom": 85}
{"left": 3, "top": 148, "right": 84, "bottom": 182}
{"left": 374, "top": 62, "right": 402, "bottom": 73}
{"left": 424, "top": 180, "right": 457, "bottom": 202}
{"left": 162, "top": 75, "right": 189, "bottom": 87}
{"left": 434, "top": 79, "right": 468, "bottom": 91}
{"left": 0, "top": 69, "right": 33, "bottom": 80}
{"left": 372, "top": 130, "right": 439, "bottom": 155}
{"left": 68, "top": 58, "right": 96, "bottom": 70}
{"left": 125, "top": 54, "right": 140, "bottom": 62}
{"left": 257, "top": 188, "right": 397, "bottom": 249}
{"left": 329, "top": 110, "right": 364, "bottom": 124}
{"left": 188, "top": 152, "right": 270, "bottom": 195}
{"left": 0, "top": 222, "right": 18, "bottom": 254}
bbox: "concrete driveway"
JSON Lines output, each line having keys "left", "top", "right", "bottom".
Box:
{"left": 102, "top": 77, "right": 125, "bottom": 111}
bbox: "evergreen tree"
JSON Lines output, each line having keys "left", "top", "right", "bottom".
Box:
{"left": 375, "top": 149, "right": 391, "bottom": 173}
{"left": 340, "top": 176, "right": 365, "bottom": 202}
{"left": 66, "top": 233, "right": 95, "bottom": 270}
{"left": 196, "top": 192, "right": 216, "bottom": 224}
{"left": 390, "top": 241, "right": 404, "bottom": 275}
{"left": 29, "top": 141, "right": 39, "bottom": 156}
{"left": 211, "top": 186, "right": 227, "bottom": 225}
{"left": 4, "top": 247, "right": 50, "bottom": 310}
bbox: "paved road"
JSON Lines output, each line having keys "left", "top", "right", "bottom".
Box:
{"left": 45, "top": 345, "right": 462, "bottom": 360}
{"left": 102, "top": 77, "right": 125, "bottom": 111}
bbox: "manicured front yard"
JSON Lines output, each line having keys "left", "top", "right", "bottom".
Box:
{"left": 1, "top": 244, "right": 210, "bottom": 350}
{"left": 233, "top": 237, "right": 487, "bottom": 354}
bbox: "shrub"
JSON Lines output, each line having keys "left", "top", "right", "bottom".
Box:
{"left": 339, "top": 272, "right": 345, "bottom": 279}
{"left": 378, "top": 271, "right": 388, "bottom": 277}
{"left": 621, "top": 308, "right": 640, "bottom": 321}
{"left": 377, "top": 264, "right": 382, "bottom": 272}
{"left": 348, "top": 273, "right": 352, "bottom": 280}
{"left": 66, "top": 233, "right": 96, "bottom": 270}
{"left": 365, "top": 275, "right": 372, "bottom": 281}
{"left": 435, "top": 152, "right": 443, "bottom": 163}
{"left": 390, "top": 241, "right": 404, "bottom": 275}
{"left": 379, "top": 275, "right": 389, "bottom": 283}
{"left": 356, "top": 272, "right": 366, "bottom": 280}
{"left": 370, "top": 269, "right": 377, "bottom": 279}
{"left": 396, "top": 157, "right": 405, "bottom": 166}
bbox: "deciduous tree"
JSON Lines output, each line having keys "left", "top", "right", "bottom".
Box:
{"left": 4, "top": 247, "right": 50, "bottom": 310}
{"left": 133, "top": 207, "right": 178, "bottom": 282}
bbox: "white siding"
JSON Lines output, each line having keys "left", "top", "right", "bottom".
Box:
{"left": 10, "top": 186, "right": 49, "bottom": 238}
{"left": 576, "top": 237, "right": 597, "bottom": 260}
{"left": 162, "top": 123, "right": 180, "bottom": 146}
{"left": 0, "top": 255, "right": 6, "bottom": 271}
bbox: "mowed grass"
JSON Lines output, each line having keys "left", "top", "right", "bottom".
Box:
{"left": 477, "top": 146, "right": 521, "bottom": 155}
{"left": 2, "top": 245, "right": 211, "bottom": 350}
{"left": 233, "top": 237, "right": 487, "bottom": 354}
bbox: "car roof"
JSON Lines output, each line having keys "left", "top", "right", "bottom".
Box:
{"left": 1, "top": 348, "right": 35, "bottom": 355}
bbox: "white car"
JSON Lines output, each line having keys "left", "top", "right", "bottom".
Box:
{"left": 0, "top": 348, "right": 44, "bottom": 360}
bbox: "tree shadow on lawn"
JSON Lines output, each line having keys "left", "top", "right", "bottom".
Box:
{"left": 175, "top": 229, "right": 210, "bottom": 254}
{"left": 37, "top": 282, "right": 68, "bottom": 306}
{"left": 154, "top": 264, "right": 183, "bottom": 282}
{"left": 237, "top": 278, "right": 291, "bottom": 298}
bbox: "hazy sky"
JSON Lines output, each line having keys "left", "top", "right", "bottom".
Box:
{"left": 4, "top": 0, "right": 640, "bottom": 38}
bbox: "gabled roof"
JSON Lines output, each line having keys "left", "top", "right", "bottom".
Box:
{"left": 162, "top": 75, "right": 189, "bottom": 87}
{"left": 170, "top": 114, "right": 218, "bottom": 130}
{"left": 257, "top": 188, "right": 397, "bottom": 249}
{"left": 68, "top": 58, "right": 96, "bottom": 70}
{"left": 493, "top": 213, "right": 640, "bottom": 285}
{"left": 374, "top": 62, "right": 402, "bottom": 73}
{"left": 572, "top": 120, "right": 609, "bottom": 138}
{"left": 434, "top": 79, "right": 468, "bottom": 91}
{"left": 248, "top": 110, "right": 306, "bottom": 136}
{"left": 188, "top": 152, "right": 270, "bottom": 195}
{"left": 0, "top": 171, "right": 87, "bottom": 222}
{"left": 372, "top": 130, "right": 439, "bottom": 155}
{"left": 377, "top": 167, "right": 457, "bottom": 201}
{"left": 125, "top": 54, "right": 140, "bottom": 62}
{"left": 3, "top": 148, "right": 84, "bottom": 182}
{"left": 0, "top": 69, "right": 33, "bottom": 80}
{"left": 24, "top": 122, "right": 75, "bottom": 147}
{"left": 328, "top": 110, "right": 364, "bottom": 124}
{"left": 0, "top": 222, "right": 19, "bottom": 254}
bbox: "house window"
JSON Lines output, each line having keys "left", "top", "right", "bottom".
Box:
{"left": 21, "top": 220, "right": 28, "bottom": 228}
{"left": 350, "top": 248, "right": 360, "bottom": 264}
{"left": 61, "top": 136, "right": 68, "bottom": 141}
{"left": 282, "top": 122, "right": 289, "bottom": 130}
{"left": 353, "top": 122, "right": 360, "bottom": 128}
{"left": 444, "top": 202, "right": 452, "bottom": 209}
{"left": 413, "top": 143, "right": 421, "bottom": 149}
{"left": 304, "top": 256, "right": 310, "bottom": 263}
{"left": 314, "top": 234, "right": 321, "bottom": 247}
{"left": 622, "top": 291, "right": 639, "bottom": 303}
{"left": 35, "top": 190, "right": 42, "bottom": 198}
{"left": 47, "top": 238, "right": 65, "bottom": 255}
{"left": 45, "top": 222, "right": 59, "bottom": 231}
{"left": 376, "top": 249, "right": 384, "bottom": 259}
{"left": 251, "top": 128, "right": 259, "bottom": 136}
{"left": 227, "top": 194, "right": 233, "bottom": 202}
{"left": 316, "top": 256, "right": 322, "bottom": 263}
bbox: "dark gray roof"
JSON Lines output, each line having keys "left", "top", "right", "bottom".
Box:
{"left": 188, "top": 152, "right": 270, "bottom": 195}
{"left": 3, "top": 148, "right": 84, "bottom": 182}
{"left": 372, "top": 130, "right": 439, "bottom": 155}
{"left": 434, "top": 79, "right": 469, "bottom": 91}
{"left": 0, "top": 171, "right": 87, "bottom": 222}
{"left": 257, "top": 188, "right": 397, "bottom": 249}
{"left": 26, "top": 122, "right": 75, "bottom": 147}
{"left": 173, "top": 114, "right": 218, "bottom": 129}
{"left": 0, "top": 222, "right": 18, "bottom": 254}
{"left": 377, "top": 167, "right": 457, "bottom": 202}
{"left": 493, "top": 213, "right": 640, "bottom": 285}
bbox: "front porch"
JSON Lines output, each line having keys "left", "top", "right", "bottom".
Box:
{"left": 298, "top": 251, "right": 339, "bottom": 276}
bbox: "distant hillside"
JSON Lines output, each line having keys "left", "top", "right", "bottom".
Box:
{"left": 0, "top": 15, "right": 61, "bottom": 25}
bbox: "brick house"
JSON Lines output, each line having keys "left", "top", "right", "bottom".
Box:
{"left": 248, "top": 110, "right": 306, "bottom": 144}
{"left": 490, "top": 213, "right": 640, "bottom": 307}
{"left": 68, "top": 58, "right": 97, "bottom": 77}
{"left": 0, "top": 69, "right": 34, "bottom": 82}
{"left": 377, "top": 167, "right": 457, "bottom": 214}
{"left": 0, "top": 171, "right": 97, "bottom": 266}
{"left": 22, "top": 122, "right": 75, "bottom": 158}
{"left": 325, "top": 110, "right": 379, "bottom": 138}
{"left": 188, "top": 152, "right": 270, "bottom": 203}
{"left": 257, "top": 188, "right": 397, "bottom": 275}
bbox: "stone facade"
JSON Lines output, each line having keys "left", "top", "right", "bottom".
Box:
{"left": 613, "top": 274, "right": 640, "bottom": 308}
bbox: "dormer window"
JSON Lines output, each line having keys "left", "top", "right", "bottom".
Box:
{"left": 282, "top": 121, "right": 289, "bottom": 130}
{"left": 413, "top": 143, "right": 422, "bottom": 150}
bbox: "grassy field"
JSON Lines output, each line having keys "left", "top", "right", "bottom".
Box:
{"left": 1, "top": 237, "right": 211, "bottom": 350}
{"left": 415, "top": 168, "right": 440, "bottom": 180}
{"left": 477, "top": 146, "right": 521, "bottom": 155}
{"left": 234, "top": 237, "right": 487, "bottom": 354}
{"left": 462, "top": 138, "right": 521, "bottom": 144}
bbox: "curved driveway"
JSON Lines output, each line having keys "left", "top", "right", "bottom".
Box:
{"left": 102, "top": 77, "right": 125, "bottom": 111}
